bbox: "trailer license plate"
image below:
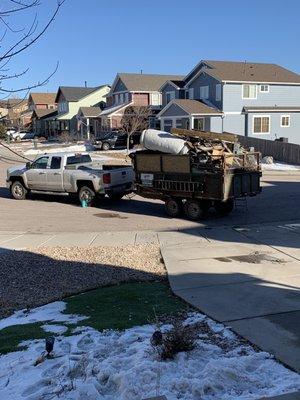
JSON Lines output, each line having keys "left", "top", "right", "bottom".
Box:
{"left": 141, "top": 173, "right": 154, "bottom": 187}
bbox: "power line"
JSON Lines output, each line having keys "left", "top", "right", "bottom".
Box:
{"left": 0, "top": 140, "right": 32, "bottom": 161}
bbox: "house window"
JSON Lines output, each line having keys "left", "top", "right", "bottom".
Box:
{"left": 216, "top": 84, "right": 221, "bottom": 101}
{"left": 125, "top": 92, "right": 129, "bottom": 103}
{"left": 243, "top": 84, "right": 257, "bottom": 99}
{"left": 260, "top": 85, "right": 269, "bottom": 93}
{"left": 163, "top": 119, "right": 173, "bottom": 132}
{"left": 185, "top": 90, "right": 189, "bottom": 99}
{"left": 253, "top": 116, "right": 270, "bottom": 134}
{"left": 200, "top": 86, "right": 209, "bottom": 100}
{"left": 281, "top": 115, "right": 290, "bottom": 127}
{"left": 165, "top": 91, "right": 175, "bottom": 103}
{"left": 176, "top": 119, "right": 182, "bottom": 128}
{"left": 194, "top": 118, "right": 205, "bottom": 131}
{"left": 114, "top": 94, "right": 118, "bottom": 105}
{"left": 120, "top": 93, "right": 124, "bottom": 103}
{"left": 188, "top": 88, "right": 194, "bottom": 99}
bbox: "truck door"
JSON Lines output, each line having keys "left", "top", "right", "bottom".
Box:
{"left": 26, "top": 156, "right": 49, "bottom": 190}
{"left": 46, "top": 156, "right": 64, "bottom": 191}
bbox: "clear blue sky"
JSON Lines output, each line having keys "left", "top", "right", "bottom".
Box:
{"left": 6, "top": 0, "right": 300, "bottom": 94}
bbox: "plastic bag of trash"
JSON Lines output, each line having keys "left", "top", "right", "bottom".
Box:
{"left": 140, "top": 129, "right": 189, "bottom": 155}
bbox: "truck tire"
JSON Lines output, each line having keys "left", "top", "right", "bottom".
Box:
{"left": 184, "top": 199, "right": 204, "bottom": 221}
{"left": 11, "top": 180, "right": 27, "bottom": 200}
{"left": 215, "top": 199, "right": 234, "bottom": 216}
{"left": 108, "top": 192, "right": 125, "bottom": 201}
{"left": 165, "top": 198, "right": 182, "bottom": 218}
{"left": 102, "top": 142, "right": 110, "bottom": 151}
{"left": 78, "top": 186, "right": 95, "bottom": 206}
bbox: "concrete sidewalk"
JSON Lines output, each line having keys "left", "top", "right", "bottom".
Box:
{"left": 159, "top": 222, "right": 300, "bottom": 373}
{"left": 0, "top": 230, "right": 159, "bottom": 249}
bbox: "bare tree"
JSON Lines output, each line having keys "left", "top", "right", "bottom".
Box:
{"left": 0, "top": 0, "right": 65, "bottom": 99}
{"left": 120, "top": 105, "right": 152, "bottom": 152}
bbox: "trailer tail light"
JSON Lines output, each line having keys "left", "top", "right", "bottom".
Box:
{"left": 103, "top": 173, "right": 111, "bottom": 184}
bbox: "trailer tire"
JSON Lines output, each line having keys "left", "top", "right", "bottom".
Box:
{"left": 165, "top": 198, "right": 182, "bottom": 218}
{"left": 184, "top": 199, "right": 204, "bottom": 221}
{"left": 215, "top": 199, "right": 234, "bottom": 216}
{"left": 78, "top": 185, "right": 95, "bottom": 206}
{"left": 102, "top": 142, "right": 110, "bottom": 151}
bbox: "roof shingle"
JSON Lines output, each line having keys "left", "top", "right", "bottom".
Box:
{"left": 117, "top": 73, "right": 184, "bottom": 92}
{"left": 29, "top": 93, "right": 56, "bottom": 105}
{"left": 201, "top": 60, "right": 300, "bottom": 84}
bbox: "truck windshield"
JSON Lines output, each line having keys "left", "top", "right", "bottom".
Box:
{"left": 66, "top": 154, "right": 92, "bottom": 165}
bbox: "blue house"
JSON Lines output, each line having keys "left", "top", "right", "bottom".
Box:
{"left": 157, "top": 60, "right": 300, "bottom": 144}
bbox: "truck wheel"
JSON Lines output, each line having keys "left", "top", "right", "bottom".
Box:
{"left": 78, "top": 186, "right": 95, "bottom": 206}
{"left": 215, "top": 199, "right": 234, "bottom": 216}
{"left": 184, "top": 199, "right": 204, "bottom": 221}
{"left": 11, "top": 181, "right": 27, "bottom": 200}
{"left": 165, "top": 198, "right": 182, "bottom": 218}
{"left": 108, "top": 192, "right": 125, "bottom": 201}
{"left": 102, "top": 142, "right": 110, "bottom": 151}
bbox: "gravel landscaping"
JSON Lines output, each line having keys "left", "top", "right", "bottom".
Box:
{"left": 0, "top": 244, "right": 165, "bottom": 318}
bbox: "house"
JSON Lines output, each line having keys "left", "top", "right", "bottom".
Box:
{"left": 158, "top": 60, "right": 300, "bottom": 144}
{"left": 99, "top": 73, "right": 184, "bottom": 132}
{"left": 0, "top": 99, "right": 28, "bottom": 128}
{"left": 45, "top": 85, "right": 110, "bottom": 137}
{"left": 28, "top": 92, "right": 57, "bottom": 135}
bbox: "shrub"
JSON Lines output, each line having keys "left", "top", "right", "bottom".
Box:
{"left": 0, "top": 123, "right": 7, "bottom": 139}
{"left": 155, "top": 321, "right": 197, "bottom": 360}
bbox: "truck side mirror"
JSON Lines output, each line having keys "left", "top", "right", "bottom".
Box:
{"left": 26, "top": 162, "right": 31, "bottom": 169}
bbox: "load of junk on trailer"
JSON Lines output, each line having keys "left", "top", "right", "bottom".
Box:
{"left": 138, "top": 128, "right": 260, "bottom": 171}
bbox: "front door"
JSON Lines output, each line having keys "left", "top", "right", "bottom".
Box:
{"left": 45, "top": 156, "right": 64, "bottom": 191}
{"left": 26, "top": 156, "right": 49, "bottom": 190}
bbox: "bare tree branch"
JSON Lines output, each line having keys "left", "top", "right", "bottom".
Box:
{"left": 120, "top": 106, "right": 152, "bottom": 152}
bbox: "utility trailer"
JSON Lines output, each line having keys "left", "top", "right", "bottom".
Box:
{"left": 131, "top": 150, "right": 261, "bottom": 220}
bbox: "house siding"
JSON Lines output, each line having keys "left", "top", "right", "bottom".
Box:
{"left": 132, "top": 93, "right": 149, "bottom": 106}
{"left": 114, "top": 78, "right": 128, "bottom": 92}
{"left": 161, "top": 83, "right": 181, "bottom": 106}
{"left": 186, "top": 73, "right": 222, "bottom": 109}
{"left": 223, "top": 114, "right": 245, "bottom": 135}
{"left": 247, "top": 112, "right": 300, "bottom": 144}
{"left": 160, "top": 103, "right": 189, "bottom": 117}
{"left": 223, "top": 83, "right": 300, "bottom": 112}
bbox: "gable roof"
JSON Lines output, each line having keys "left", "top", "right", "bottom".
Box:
{"left": 55, "top": 85, "right": 109, "bottom": 103}
{"left": 158, "top": 99, "right": 222, "bottom": 118}
{"left": 78, "top": 106, "right": 102, "bottom": 118}
{"left": 32, "top": 109, "right": 57, "bottom": 119}
{"left": 185, "top": 60, "right": 300, "bottom": 85}
{"left": 112, "top": 73, "right": 184, "bottom": 93}
{"left": 29, "top": 92, "right": 56, "bottom": 105}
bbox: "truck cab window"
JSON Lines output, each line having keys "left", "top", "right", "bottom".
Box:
{"left": 50, "top": 157, "right": 61, "bottom": 169}
{"left": 31, "top": 156, "right": 49, "bottom": 169}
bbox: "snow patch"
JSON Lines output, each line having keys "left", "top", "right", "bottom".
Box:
{"left": 41, "top": 324, "right": 68, "bottom": 334}
{"left": 0, "top": 312, "right": 299, "bottom": 399}
{"left": 0, "top": 301, "right": 88, "bottom": 331}
{"left": 262, "top": 162, "right": 300, "bottom": 171}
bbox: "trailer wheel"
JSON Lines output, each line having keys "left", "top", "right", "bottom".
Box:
{"left": 215, "top": 199, "right": 234, "bottom": 216}
{"left": 165, "top": 198, "right": 182, "bottom": 218}
{"left": 184, "top": 199, "right": 204, "bottom": 221}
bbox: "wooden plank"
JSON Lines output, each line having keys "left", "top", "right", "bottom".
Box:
{"left": 171, "top": 127, "right": 238, "bottom": 143}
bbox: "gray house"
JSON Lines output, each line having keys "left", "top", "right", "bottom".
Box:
{"left": 158, "top": 60, "right": 300, "bottom": 144}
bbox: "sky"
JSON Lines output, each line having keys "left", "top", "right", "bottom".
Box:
{"left": 4, "top": 0, "right": 300, "bottom": 94}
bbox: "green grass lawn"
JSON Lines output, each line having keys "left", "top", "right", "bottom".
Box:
{"left": 0, "top": 282, "right": 189, "bottom": 354}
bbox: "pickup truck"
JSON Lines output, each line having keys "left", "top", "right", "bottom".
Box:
{"left": 6, "top": 152, "right": 134, "bottom": 205}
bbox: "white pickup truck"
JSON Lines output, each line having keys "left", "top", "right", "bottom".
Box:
{"left": 6, "top": 152, "right": 134, "bottom": 205}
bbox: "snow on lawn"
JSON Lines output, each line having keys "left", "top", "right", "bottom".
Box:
{"left": 0, "top": 305, "right": 300, "bottom": 400}
{"left": 262, "top": 162, "right": 300, "bottom": 171}
{"left": 0, "top": 301, "right": 88, "bottom": 330}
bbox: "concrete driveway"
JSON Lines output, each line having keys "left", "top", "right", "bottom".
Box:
{"left": 160, "top": 222, "right": 300, "bottom": 372}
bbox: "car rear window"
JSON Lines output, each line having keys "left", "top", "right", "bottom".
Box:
{"left": 66, "top": 154, "right": 92, "bottom": 165}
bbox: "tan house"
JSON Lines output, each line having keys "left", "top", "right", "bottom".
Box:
{"left": 28, "top": 92, "right": 57, "bottom": 135}
{"left": 99, "top": 73, "right": 184, "bottom": 132}
{"left": 0, "top": 99, "right": 28, "bottom": 128}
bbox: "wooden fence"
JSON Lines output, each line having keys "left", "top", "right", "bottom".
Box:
{"left": 237, "top": 136, "right": 300, "bottom": 165}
